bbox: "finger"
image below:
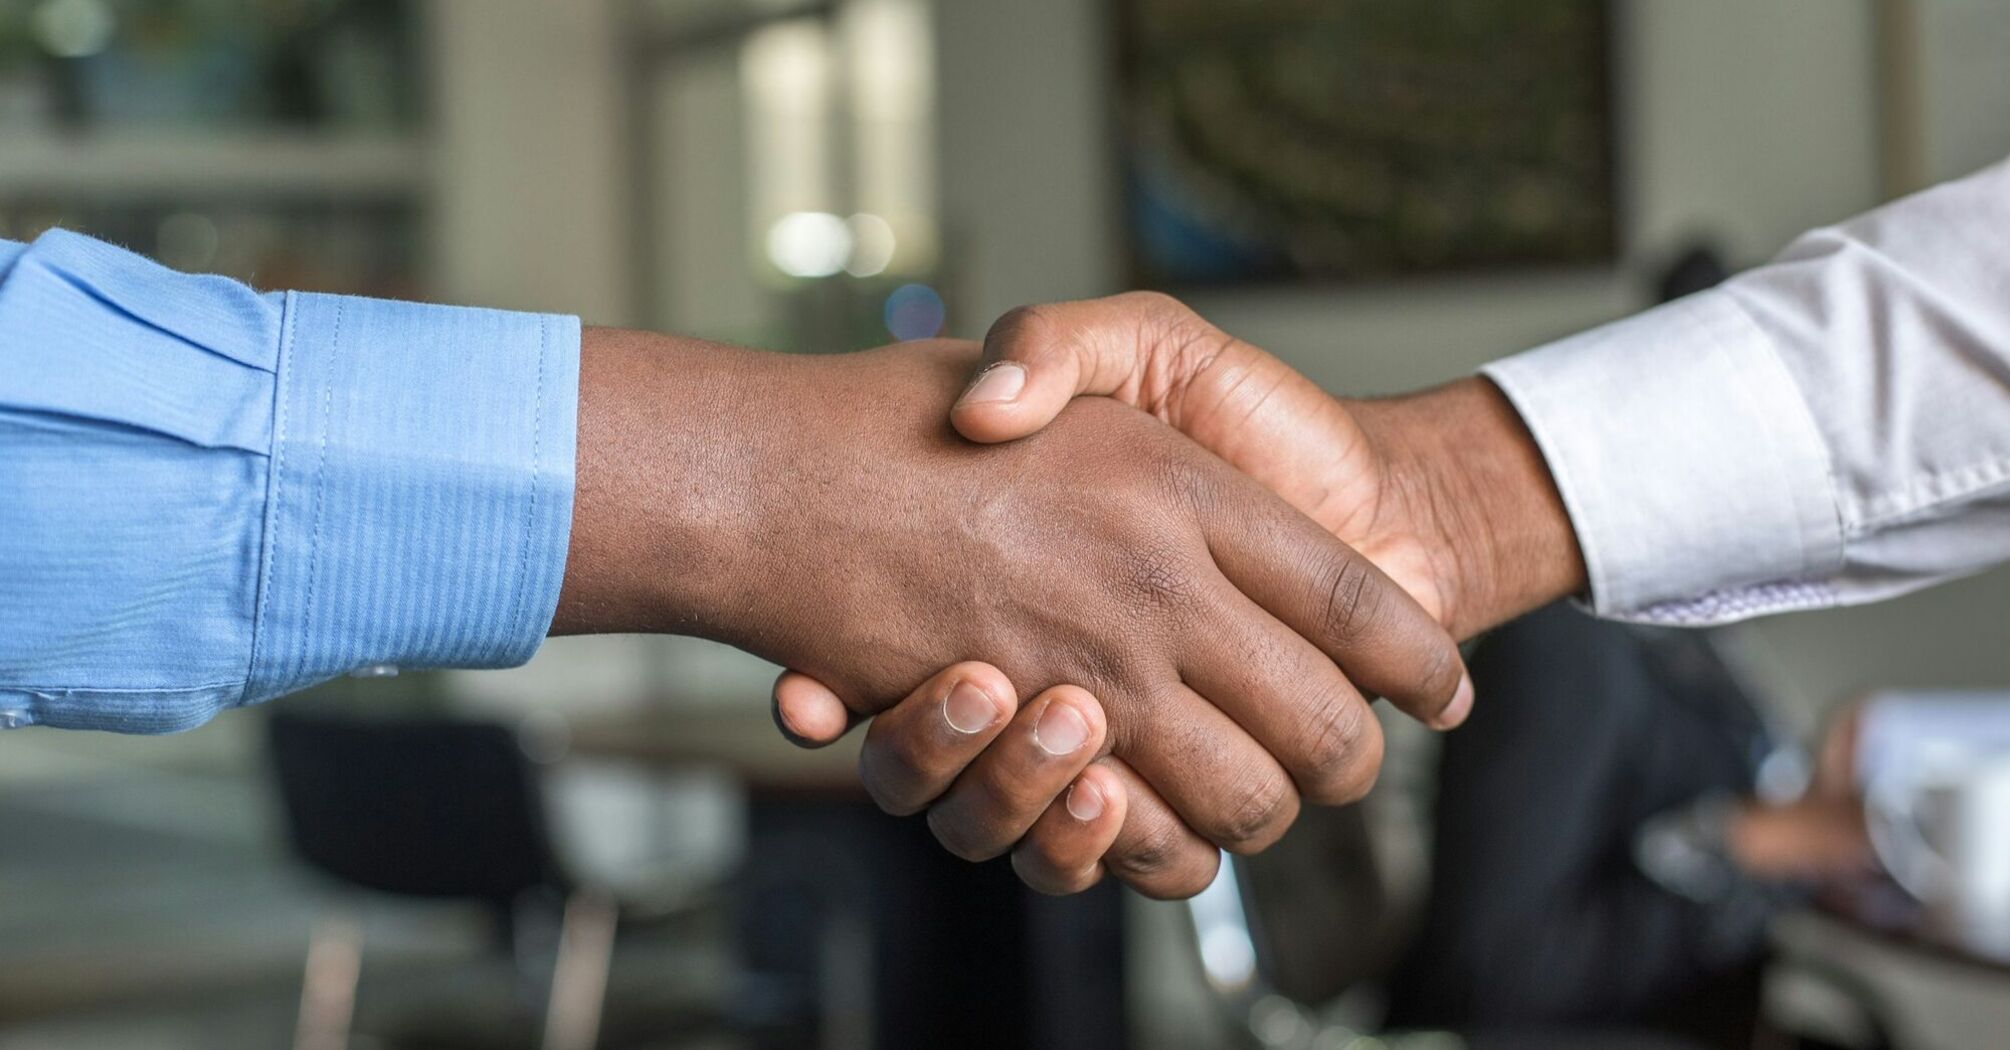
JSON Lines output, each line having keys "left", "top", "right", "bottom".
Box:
{"left": 1200, "top": 476, "right": 1473, "bottom": 730}
{"left": 925, "top": 685, "right": 1109, "bottom": 862}
{"left": 1011, "top": 761, "right": 1129, "bottom": 895}
{"left": 1112, "top": 679, "right": 1301, "bottom": 855}
{"left": 1179, "top": 583, "right": 1388, "bottom": 806}
{"left": 952, "top": 291, "right": 1235, "bottom": 444}
{"left": 857, "top": 662, "right": 1017, "bottom": 816}
{"left": 957, "top": 295, "right": 1366, "bottom": 542}
{"left": 772, "top": 670, "right": 863, "bottom": 748}
{"left": 1098, "top": 757, "right": 1222, "bottom": 900}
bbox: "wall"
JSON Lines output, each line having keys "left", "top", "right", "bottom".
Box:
{"left": 430, "top": 0, "right": 631, "bottom": 325}
{"left": 433, "top": 0, "right": 2010, "bottom": 719}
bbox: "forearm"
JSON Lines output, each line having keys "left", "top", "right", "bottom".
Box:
{"left": 1349, "top": 377, "right": 1587, "bottom": 639}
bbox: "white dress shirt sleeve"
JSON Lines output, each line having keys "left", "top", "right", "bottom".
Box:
{"left": 1481, "top": 157, "right": 2010, "bottom": 625}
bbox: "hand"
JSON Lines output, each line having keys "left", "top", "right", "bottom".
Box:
{"left": 828, "top": 662, "right": 1132, "bottom": 894}
{"left": 555, "top": 329, "right": 1470, "bottom": 897}
{"left": 1726, "top": 796, "right": 1873, "bottom": 881}
{"left": 774, "top": 294, "right": 1585, "bottom": 895}
{"left": 1720, "top": 699, "right": 1873, "bottom": 882}
{"left": 1809, "top": 696, "right": 1868, "bottom": 801}
{"left": 944, "top": 291, "right": 1586, "bottom": 637}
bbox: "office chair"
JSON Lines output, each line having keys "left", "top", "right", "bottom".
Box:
{"left": 267, "top": 709, "right": 620, "bottom": 1050}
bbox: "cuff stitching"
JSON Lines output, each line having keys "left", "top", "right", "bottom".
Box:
{"left": 244, "top": 292, "right": 299, "bottom": 703}
{"left": 1855, "top": 453, "right": 2010, "bottom": 530}
{"left": 296, "top": 299, "right": 342, "bottom": 675}
{"left": 504, "top": 314, "right": 549, "bottom": 659}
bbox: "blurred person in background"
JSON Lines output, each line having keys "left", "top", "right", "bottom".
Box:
{"left": 1380, "top": 603, "right": 1872, "bottom": 1048}
{"left": 1368, "top": 247, "right": 1863, "bottom": 1043}
{"left": 1368, "top": 241, "right": 1876, "bottom": 1047}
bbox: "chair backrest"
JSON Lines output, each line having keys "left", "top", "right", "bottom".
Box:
{"left": 267, "top": 709, "right": 566, "bottom": 905}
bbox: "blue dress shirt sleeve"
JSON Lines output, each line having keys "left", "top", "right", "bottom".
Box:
{"left": 0, "top": 229, "right": 579, "bottom": 732}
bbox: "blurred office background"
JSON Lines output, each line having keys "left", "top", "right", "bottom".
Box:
{"left": 5, "top": 1, "right": 2010, "bottom": 1048}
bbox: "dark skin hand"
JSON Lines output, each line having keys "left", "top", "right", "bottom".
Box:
{"left": 1728, "top": 702, "right": 1874, "bottom": 881}
{"left": 554, "top": 327, "right": 1470, "bottom": 897}
{"left": 775, "top": 293, "right": 1588, "bottom": 894}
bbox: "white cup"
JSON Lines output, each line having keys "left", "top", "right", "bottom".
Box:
{"left": 1868, "top": 752, "right": 2010, "bottom": 957}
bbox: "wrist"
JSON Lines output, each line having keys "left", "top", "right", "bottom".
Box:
{"left": 1347, "top": 377, "right": 1586, "bottom": 637}
{"left": 552, "top": 327, "right": 766, "bottom": 637}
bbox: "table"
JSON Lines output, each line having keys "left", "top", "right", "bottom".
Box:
{"left": 1767, "top": 904, "right": 2010, "bottom": 1049}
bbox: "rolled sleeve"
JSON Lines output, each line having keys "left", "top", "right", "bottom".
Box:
{"left": 1481, "top": 291, "right": 1843, "bottom": 623}
{"left": 248, "top": 293, "right": 580, "bottom": 701}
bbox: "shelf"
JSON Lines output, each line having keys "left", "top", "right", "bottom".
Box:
{"left": 0, "top": 131, "right": 430, "bottom": 199}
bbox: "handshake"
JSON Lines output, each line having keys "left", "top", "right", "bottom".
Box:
{"left": 554, "top": 292, "right": 1586, "bottom": 898}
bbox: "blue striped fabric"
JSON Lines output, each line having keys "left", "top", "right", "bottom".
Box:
{"left": 0, "top": 230, "right": 579, "bottom": 732}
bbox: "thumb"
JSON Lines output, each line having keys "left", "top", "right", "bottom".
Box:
{"left": 771, "top": 670, "right": 862, "bottom": 748}
{"left": 951, "top": 291, "right": 1221, "bottom": 444}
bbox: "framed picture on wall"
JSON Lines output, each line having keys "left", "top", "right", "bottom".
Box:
{"left": 1114, "top": 0, "right": 1619, "bottom": 287}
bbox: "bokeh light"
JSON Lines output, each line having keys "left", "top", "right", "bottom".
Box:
{"left": 765, "top": 210, "right": 852, "bottom": 278}
{"left": 156, "top": 212, "right": 220, "bottom": 273}
{"left": 883, "top": 282, "right": 945, "bottom": 341}
{"left": 844, "top": 212, "right": 897, "bottom": 277}
{"left": 32, "top": 0, "right": 116, "bottom": 59}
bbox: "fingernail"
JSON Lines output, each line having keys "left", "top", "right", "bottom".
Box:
{"left": 1034, "top": 700, "right": 1090, "bottom": 755}
{"left": 944, "top": 681, "right": 998, "bottom": 734}
{"left": 960, "top": 362, "right": 1026, "bottom": 405}
{"left": 1437, "top": 674, "right": 1475, "bottom": 730}
{"left": 1066, "top": 780, "right": 1105, "bottom": 822}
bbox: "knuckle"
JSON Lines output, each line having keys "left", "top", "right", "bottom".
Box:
{"left": 1398, "top": 631, "right": 1463, "bottom": 716}
{"left": 983, "top": 303, "right": 1058, "bottom": 355}
{"left": 1210, "top": 771, "right": 1297, "bottom": 853}
{"left": 1118, "top": 541, "right": 1204, "bottom": 617}
{"left": 1414, "top": 641, "right": 1463, "bottom": 707}
{"left": 1320, "top": 716, "right": 1386, "bottom": 805}
{"left": 1068, "top": 644, "right": 1130, "bottom": 712}
{"left": 1319, "top": 554, "right": 1387, "bottom": 645}
{"left": 1136, "top": 852, "right": 1220, "bottom": 901}
{"left": 1146, "top": 444, "right": 1215, "bottom": 503}
{"left": 1116, "top": 289, "right": 1183, "bottom": 314}
{"left": 1110, "top": 815, "right": 1189, "bottom": 879}
{"left": 1296, "top": 696, "right": 1373, "bottom": 802}
{"left": 1118, "top": 290, "right": 1206, "bottom": 343}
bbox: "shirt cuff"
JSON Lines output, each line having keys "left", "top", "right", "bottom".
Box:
{"left": 246, "top": 292, "right": 580, "bottom": 702}
{"left": 1480, "top": 290, "right": 1842, "bottom": 623}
